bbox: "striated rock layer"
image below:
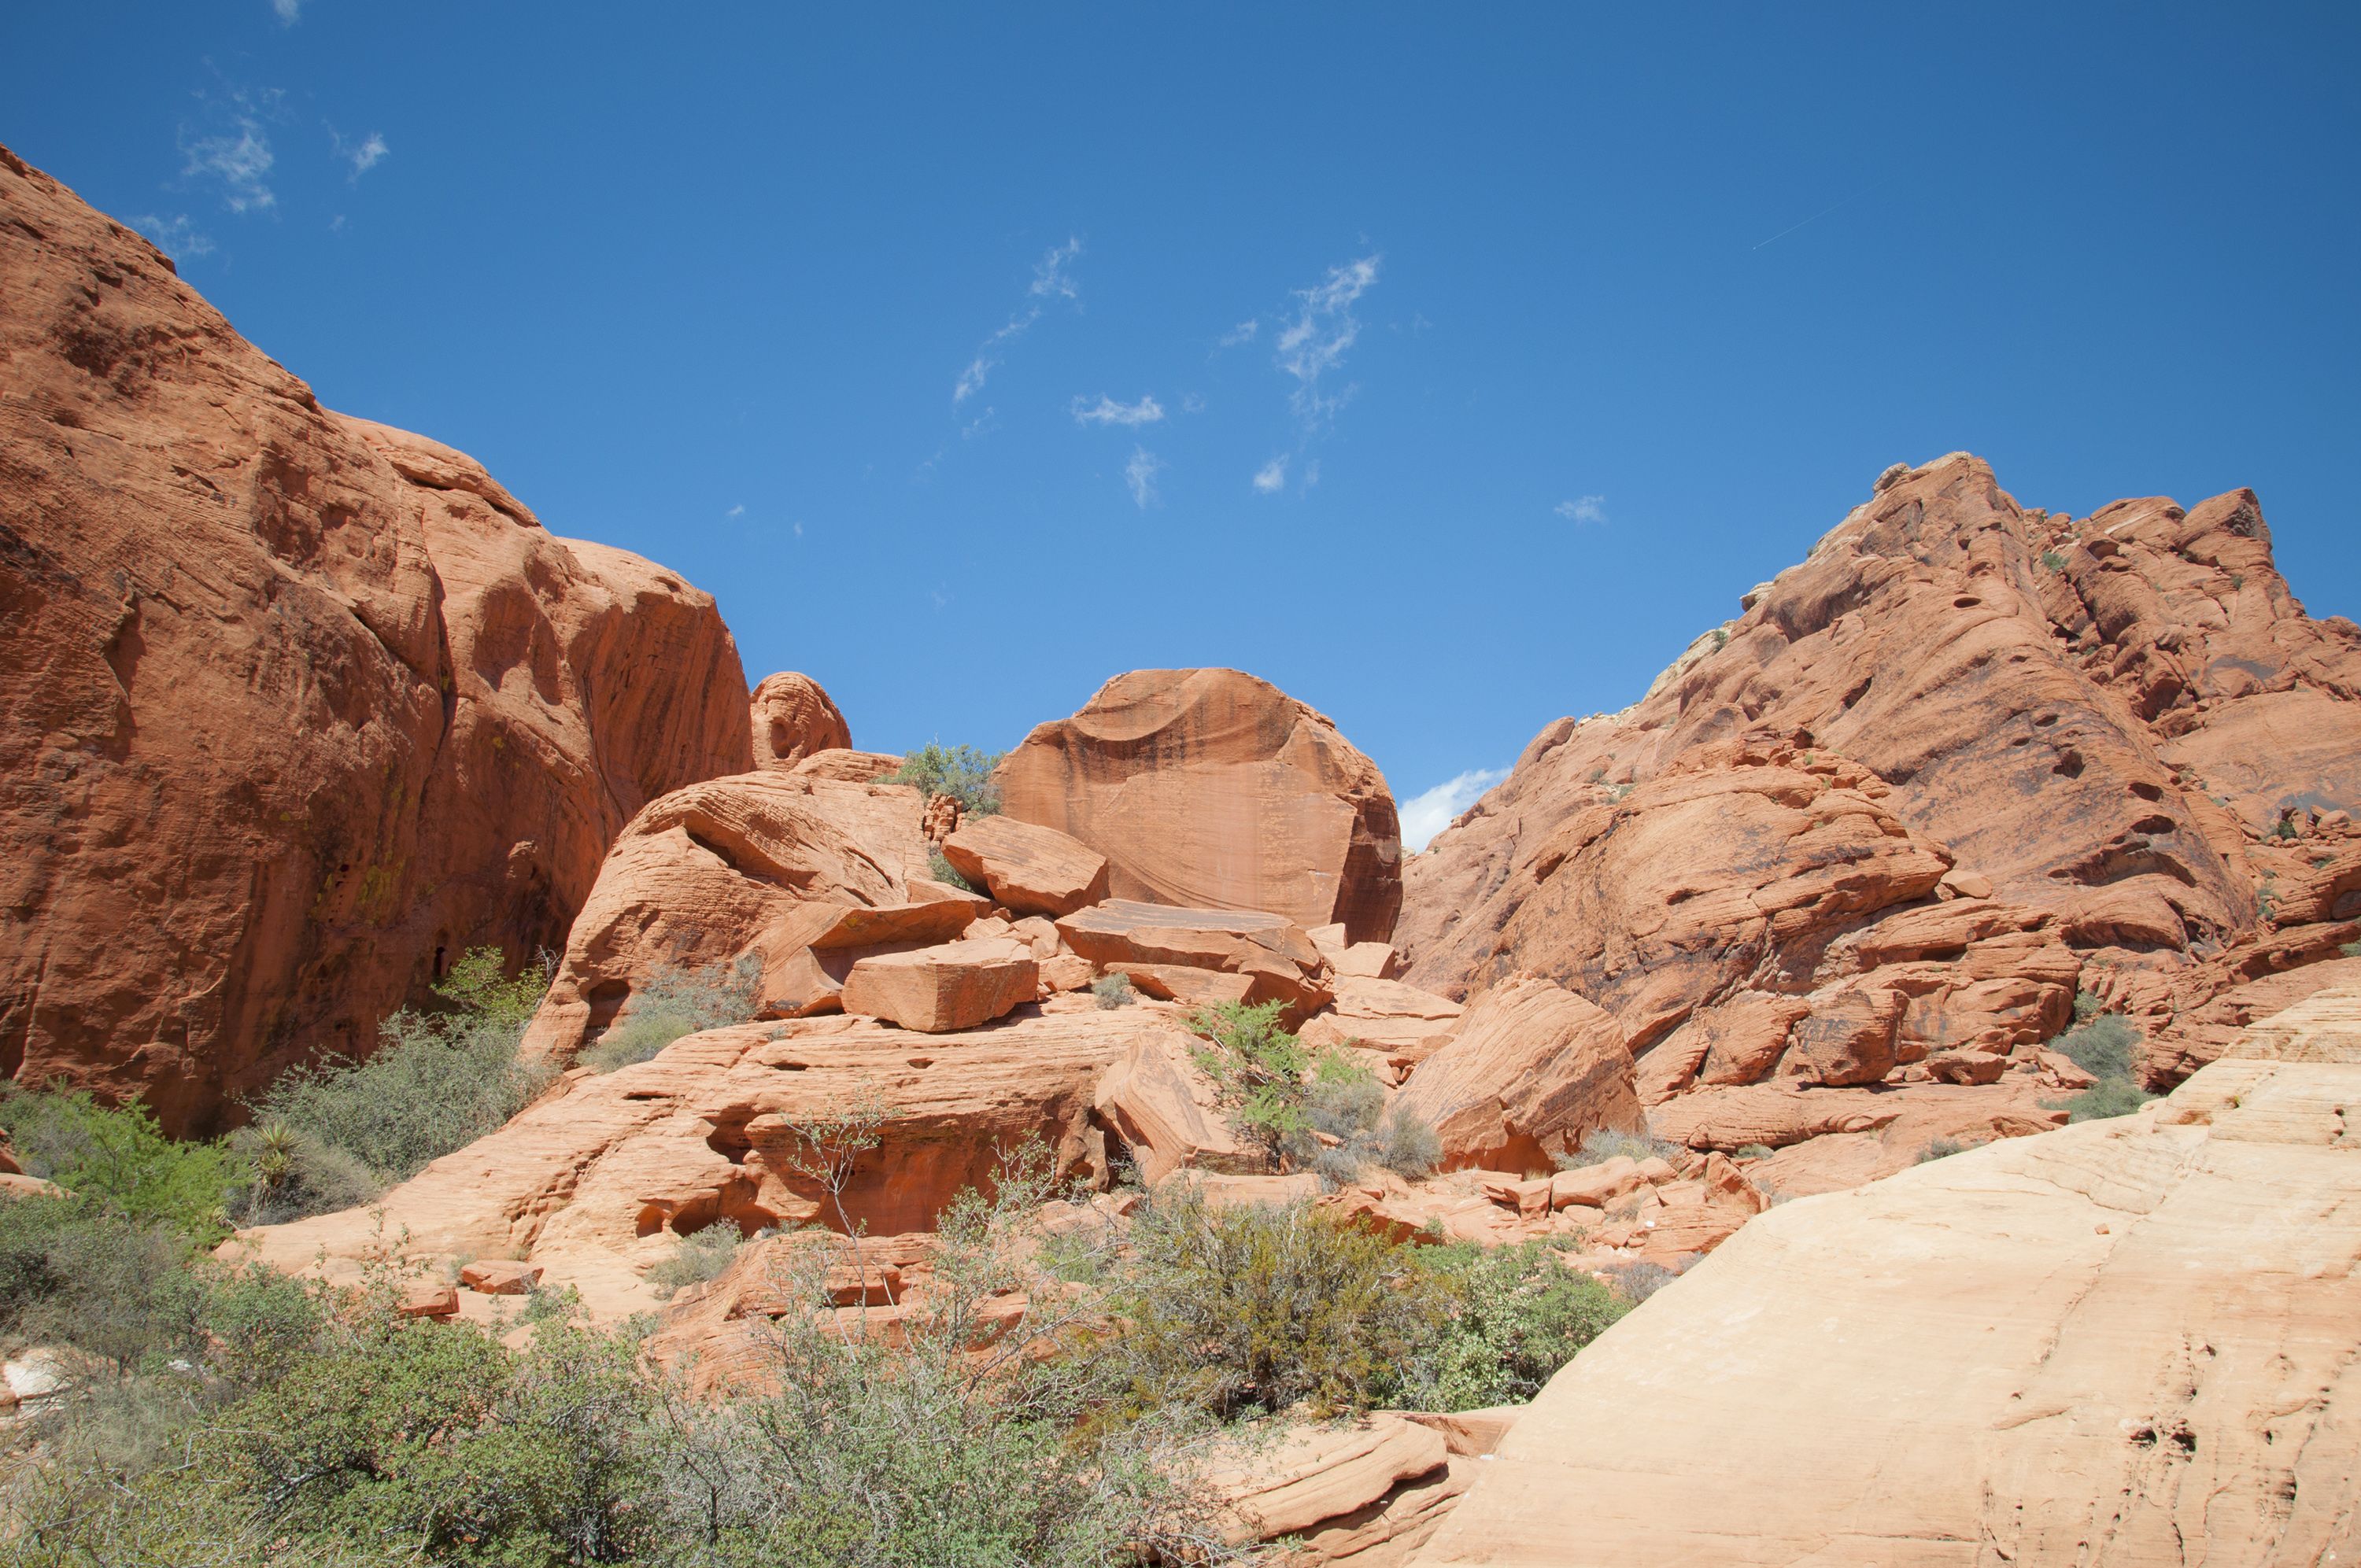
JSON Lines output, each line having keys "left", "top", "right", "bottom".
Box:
{"left": 1411, "top": 985, "right": 2361, "bottom": 1567}
{"left": 0, "top": 145, "right": 751, "bottom": 1128}
{"left": 1401, "top": 455, "right": 2361, "bottom": 1105}
{"left": 1000, "top": 668, "right": 1404, "bottom": 943}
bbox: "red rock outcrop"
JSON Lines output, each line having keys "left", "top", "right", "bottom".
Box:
{"left": 940, "top": 814, "right": 1110, "bottom": 917}
{"left": 1401, "top": 456, "right": 2361, "bottom": 1126}
{"left": 748, "top": 671, "right": 851, "bottom": 768}
{"left": 0, "top": 146, "right": 750, "bottom": 1129}
{"left": 1392, "top": 977, "right": 1639, "bottom": 1173}
{"left": 1000, "top": 669, "right": 1404, "bottom": 942}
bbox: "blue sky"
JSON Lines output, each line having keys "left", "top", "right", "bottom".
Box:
{"left": 8, "top": 4, "right": 2356, "bottom": 847}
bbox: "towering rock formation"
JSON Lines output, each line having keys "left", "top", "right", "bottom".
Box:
{"left": 0, "top": 144, "right": 752, "bottom": 1128}
{"left": 1400, "top": 455, "right": 2361, "bottom": 1097}
{"left": 999, "top": 668, "right": 1404, "bottom": 943}
{"left": 748, "top": 670, "right": 852, "bottom": 768}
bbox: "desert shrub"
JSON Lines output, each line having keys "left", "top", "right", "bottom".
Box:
{"left": 2041, "top": 549, "right": 2068, "bottom": 570}
{"left": 1558, "top": 1127, "right": 1684, "bottom": 1169}
{"left": 926, "top": 845, "right": 974, "bottom": 891}
{"left": 1381, "top": 1241, "right": 1630, "bottom": 1411}
{"left": 885, "top": 741, "right": 1005, "bottom": 817}
{"left": 2044, "top": 1009, "right": 2152, "bottom": 1123}
{"left": 0, "top": 1084, "right": 247, "bottom": 1242}
{"left": 1189, "top": 1001, "right": 1378, "bottom": 1168}
{"left": 1599, "top": 1257, "right": 1678, "bottom": 1304}
{"left": 1282, "top": 1063, "right": 1440, "bottom": 1184}
{"left": 1734, "top": 1143, "right": 1774, "bottom": 1160}
{"left": 0, "top": 1194, "right": 209, "bottom": 1374}
{"left": 1373, "top": 1107, "right": 1443, "bottom": 1179}
{"left": 2344, "top": 939, "right": 2361, "bottom": 959}
{"left": 581, "top": 954, "right": 762, "bottom": 1074}
{"left": 1114, "top": 1186, "right": 1435, "bottom": 1420}
{"left": 1092, "top": 971, "right": 1137, "bottom": 1009}
{"left": 247, "top": 946, "right": 555, "bottom": 1212}
{"left": 647, "top": 1223, "right": 752, "bottom": 1301}
{"left": 1916, "top": 1136, "right": 1969, "bottom": 1164}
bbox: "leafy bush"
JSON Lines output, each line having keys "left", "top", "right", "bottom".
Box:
{"left": 0, "top": 1194, "right": 207, "bottom": 1374}
{"left": 1281, "top": 1063, "right": 1440, "bottom": 1183}
{"left": 1598, "top": 1257, "right": 1678, "bottom": 1304}
{"left": 0, "top": 1084, "right": 248, "bottom": 1241}
{"left": 646, "top": 1223, "right": 751, "bottom": 1300}
{"left": 1916, "top": 1136, "right": 1969, "bottom": 1164}
{"left": 884, "top": 741, "right": 1006, "bottom": 817}
{"left": 1734, "top": 1143, "right": 1774, "bottom": 1160}
{"left": 926, "top": 845, "right": 974, "bottom": 891}
{"left": 1380, "top": 1241, "right": 1630, "bottom": 1411}
{"left": 1092, "top": 971, "right": 1137, "bottom": 1009}
{"left": 581, "top": 954, "right": 761, "bottom": 1074}
{"left": 2045, "top": 1009, "right": 2153, "bottom": 1123}
{"left": 2041, "top": 549, "right": 2068, "bottom": 570}
{"left": 1372, "top": 1107, "right": 1443, "bottom": 1179}
{"left": 1114, "top": 1186, "right": 1435, "bottom": 1420}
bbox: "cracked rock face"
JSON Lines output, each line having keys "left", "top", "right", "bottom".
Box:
{"left": 0, "top": 145, "right": 751, "bottom": 1129}
{"left": 1411, "top": 984, "right": 2361, "bottom": 1566}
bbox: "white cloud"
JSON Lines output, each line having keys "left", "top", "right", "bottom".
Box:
{"left": 1029, "top": 236, "right": 1081, "bottom": 299}
{"left": 1070, "top": 393, "right": 1164, "bottom": 427}
{"left": 1555, "top": 495, "right": 1607, "bottom": 525}
{"left": 793, "top": 521, "right": 804, "bottom": 538}
{"left": 1125, "top": 446, "right": 1164, "bottom": 509}
{"left": 725, "top": 504, "right": 745, "bottom": 518}
{"left": 1180, "top": 392, "right": 1204, "bottom": 414}
{"left": 183, "top": 118, "right": 275, "bottom": 213}
{"left": 1251, "top": 456, "right": 1288, "bottom": 493}
{"left": 1220, "top": 318, "right": 1260, "bottom": 347}
{"left": 1399, "top": 768, "right": 1508, "bottom": 852}
{"left": 271, "top": 0, "right": 301, "bottom": 21}
{"left": 338, "top": 131, "right": 389, "bottom": 178}
{"left": 952, "top": 240, "right": 1081, "bottom": 405}
{"left": 131, "top": 213, "right": 212, "bottom": 260}
{"left": 1302, "top": 459, "right": 1320, "bottom": 490}
{"left": 1276, "top": 255, "right": 1378, "bottom": 424}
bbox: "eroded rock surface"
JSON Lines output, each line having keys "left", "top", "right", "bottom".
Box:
{"left": 748, "top": 671, "right": 851, "bottom": 768}
{"left": 1401, "top": 456, "right": 2361, "bottom": 1131}
{"left": 0, "top": 145, "right": 750, "bottom": 1128}
{"left": 1001, "top": 668, "right": 1404, "bottom": 941}
{"left": 1411, "top": 986, "right": 2361, "bottom": 1566}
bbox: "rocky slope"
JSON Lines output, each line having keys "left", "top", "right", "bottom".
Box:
{"left": 1400, "top": 456, "right": 2361, "bottom": 1121}
{"left": 0, "top": 144, "right": 752, "bottom": 1128}
{"left": 1412, "top": 984, "right": 2361, "bottom": 1566}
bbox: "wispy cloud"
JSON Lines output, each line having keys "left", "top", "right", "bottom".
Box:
{"left": 725, "top": 504, "right": 745, "bottom": 518}
{"left": 1251, "top": 456, "right": 1288, "bottom": 494}
{"left": 183, "top": 114, "right": 276, "bottom": 213}
{"left": 335, "top": 131, "right": 389, "bottom": 179}
{"left": 131, "top": 213, "right": 212, "bottom": 260}
{"left": 1554, "top": 495, "right": 1607, "bottom": 525}
{"left": 954, "top": 237, "right": 1082, "bottom": 406}
{"left": 1125, "top": 447, "right": 1164, "bottom": 509}
{"left": 271, "top": 0, "right": 301, "bottom": 21}
{"left": 1030, "top": 237, "right": 1081, "bottom": 299}
{"left": 1220, "top": 319, "right": 1260, "bottom": 347}
{"left": 1399, "top": 767, "right": 1508, "bottom": 852}
{"left": 1071, "top": 394, "right": 1164, "bottom": 428}
{"left": 1276, "top": 255, "right": 1378, "bottom": 425}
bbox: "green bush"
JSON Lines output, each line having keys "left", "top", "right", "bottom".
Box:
{"left": 1114, "top": 1186, "right": 1435, "bottom": 1420}
{"left": 1091, "top": 971, "right": 1137, "bottom": 1009}
{"left": 2044, "top": 1009, "right": 2154, "bottom": 1123}
{"left": 1188, "top": 1000, "right": 1391, "bottom": 1168}
{"left": 1283, "top": 1064, "right": 1441, "bottom": 1183}
{"left": 646, "top": 1223, "right": 751, "bottom": 1300}
{"left": 2064, "top": 1076, "right": 2153, "bottom": 1123}
{"left": 1379, "top": 1241, "right": 1630, "bottom": 1411}
{"left": 0, "top": 1084, "right": 248, "bottom": 1242}
{"left": 1916, "top": 1136, "right": 1970, "bottom": 1164}
{"left": 926, "top": 845, "right": 974, "bottom": 891}
{"left": 580, "top": 955, "right": 761, "bottom": 1074}
{"left": 884, "top": 742, "right": 1006, "bottom": 817}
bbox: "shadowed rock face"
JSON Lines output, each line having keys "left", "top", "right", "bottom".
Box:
{"left": 1401, "top": 455, "right": 2361, "bottom": 1088}
{"left": 1413, "top": 986, "right": 2361, "bottom": 1567}
{"left": 999, "top": 667, "right": 1404, "bottom": 943}
{"left": 0, "top": 145, "right": 751, "bottom": 1129}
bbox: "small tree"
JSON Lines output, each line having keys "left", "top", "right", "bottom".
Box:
{"left": 885, "top": 742, "right": 1006, "bottom": 817}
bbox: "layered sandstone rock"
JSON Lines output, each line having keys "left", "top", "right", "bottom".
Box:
{"left": 748, "top": 671, "right": 851, "bottom": 768}
{"left": 1412, "top": 986, "right": 2361, "bottom": 1566}
{"left": 1393, "top": 978, "right": 1639, "bottom": 1173}
{"left": 519, "top": 770, "right": 963, "bottom": 1058}
{"left": 1000, "top": 669, "right": 1404, "bottom": 941}
{"left": 228, "top": 996, "right": 1240, "bottom": 1320}
{"left": 940, "top": 814, "right": 1110, "bottom": 917}
{"left": 838, "top": 937, "right": 1038, "bottom": 1032}
{"left": 1056, "top": 900, "right": 1336, "bottom": 1023}
{"left": 1401, "top": 456, "right": 2361, "bottom": 1135}
{"left": 0, "top": 146, "right": 750, "bottom": 1128}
